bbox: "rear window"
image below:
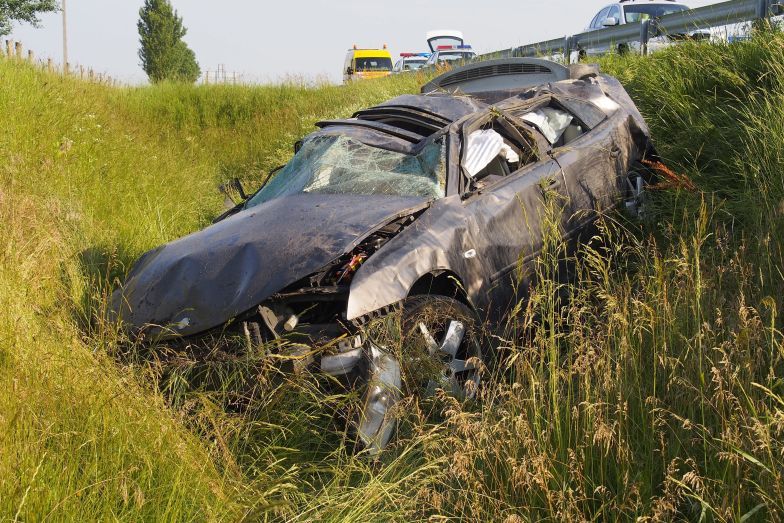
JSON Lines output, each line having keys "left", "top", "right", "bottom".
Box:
{"left": 438, "top": 51, "right": 475, "bottom": 62}
{"left": 355, "top": 57, "right": 393, "bottom": 71}
{"left": 624, "top": 4, "right": 688, "bottom": 22}
{"left": 404, "top": 59, "right": 427, "bottom": 70}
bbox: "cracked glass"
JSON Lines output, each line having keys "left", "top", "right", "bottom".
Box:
{"left": 246, "top": 135, "right": 446, "bottom": 208}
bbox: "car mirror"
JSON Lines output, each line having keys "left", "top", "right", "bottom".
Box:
{"left": 218, "top": 178, "right": 248, "bottom": 207}
{"left": 602, "top": 16, "right": 619, "bottom": 27}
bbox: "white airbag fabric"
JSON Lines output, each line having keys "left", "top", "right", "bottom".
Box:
{"left": 464, "top": 129, "right": 519, "bottom": 177}
{"left": 522, "top": 107, "right": 574, "bottom": 144}
{"left": 465, "top": 129, "right": 503, "bottom": 177}
{"left": 500, "top": 143, "right": 520, "bottom": 164}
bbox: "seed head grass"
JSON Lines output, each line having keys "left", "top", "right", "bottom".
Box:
{"left": 2, "top": 31, "right": 784, "bottom": 521}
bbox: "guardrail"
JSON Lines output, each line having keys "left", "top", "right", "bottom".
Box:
{"left": 480, "top": 0, "right": 783, "bottom": 61}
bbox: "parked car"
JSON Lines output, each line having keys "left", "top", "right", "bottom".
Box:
{"left": 424, "top": 45, "right": 477, "bottom": 68}
{"left": 343, "top": 45, "right": 393, "bottom": 83}
{"left": 425, "top": 29, "right": 466, "bottom": 52}
{"left": 578, "top": 0, "right": 710, "bottom": 58}
{"left": 393, "top": 53, "right": 431, "bottom": 73}
{"left": 423, "top": 29, "right": 477, "bottom": 68}
{"left": 112, "top": 58, "right": 657, "bottom": 454}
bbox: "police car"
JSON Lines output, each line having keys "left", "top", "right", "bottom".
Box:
{"left": 423, "top": 30, "right": 476, "bottom": 68}
{"left": 393, "top": 53, "right": 431, "bottom": 73}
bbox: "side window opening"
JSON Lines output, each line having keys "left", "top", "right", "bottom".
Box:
{"left": 516, "top": 101, "right": 587, "bottom": 148}
{"left": 472, "top": 154, "right": 511, "bottom": 183}
{"left": 463, "top": 115, "right": 539, "bottom": 187}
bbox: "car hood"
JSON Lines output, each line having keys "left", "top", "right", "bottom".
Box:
{"left": 112, "top": 193, "right": 429, "bottom": 338}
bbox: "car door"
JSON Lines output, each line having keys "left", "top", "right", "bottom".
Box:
{"left": 455, "top": 111, "right": 563, "bottom": 321}
{"left": 541, "top": 98, "right": 621, "bottom": 251}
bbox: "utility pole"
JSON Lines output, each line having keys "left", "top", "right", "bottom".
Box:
{"left": 62, "top": 0, "right": 68, "bottom": 72}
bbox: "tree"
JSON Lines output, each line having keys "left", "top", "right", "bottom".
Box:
{"left": 0, "top": 0, "right": 58, "bottom": 36}
{"left": 137, "top": 0, "right": 200, "bottom": 83}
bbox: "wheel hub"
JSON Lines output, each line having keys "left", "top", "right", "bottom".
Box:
{"left": 356, "top": 314, "right": 482, "bottom": 455}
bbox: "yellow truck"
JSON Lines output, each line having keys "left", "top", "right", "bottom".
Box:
{"left": 343, "top": 45, "right": 393, "bottom": 83}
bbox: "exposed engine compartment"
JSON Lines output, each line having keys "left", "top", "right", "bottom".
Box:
{"left": 159, "top": 213, "right": 420, "bottom": 366}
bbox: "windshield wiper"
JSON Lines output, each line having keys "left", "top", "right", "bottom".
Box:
{"left": 243, "top": 164, "right": 286, "bottom": 209}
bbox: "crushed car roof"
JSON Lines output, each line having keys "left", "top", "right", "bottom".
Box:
{"left": 372, "top": 94, "right": 486, "bottom": 122}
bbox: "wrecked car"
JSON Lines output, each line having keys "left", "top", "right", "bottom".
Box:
{"left": 112, "top": 58, "right": 656, "bottom": 454}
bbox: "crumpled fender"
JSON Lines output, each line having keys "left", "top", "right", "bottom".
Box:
{"left": 113, "top": 193, "right": 430, "bottom": 338}
{"left": 346, "top": 195, "right": 481, "bottom": 321}
{"left": 346, "top": 246, "right": 452, "bottom": 321}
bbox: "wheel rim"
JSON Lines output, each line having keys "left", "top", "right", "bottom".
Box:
{"left": 417, "top": 320, "right": 481, "bottom": 399}
{"left": 625, "top": 173, "right": 646, "bottom": 218}
{"left": 356, "top": 309, "right": 483, "bottom": 455}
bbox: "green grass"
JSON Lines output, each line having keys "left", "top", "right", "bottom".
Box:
{"left": 2, "top": 31, "right": 784, "bottom": 521}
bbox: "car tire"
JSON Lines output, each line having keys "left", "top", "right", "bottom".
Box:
{"left": 353, "top": 295, "right": 485, "bottom": 455}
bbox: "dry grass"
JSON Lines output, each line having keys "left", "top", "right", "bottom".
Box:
{"left": 2, "top": 31, "right": 784, "bottom": 521}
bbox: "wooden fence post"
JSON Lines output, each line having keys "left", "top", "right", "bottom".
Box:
{"left": 64, "top": 62, "right": 70, "bottom": 75}
{"left": 15, "top": 41, "right": 23, "bottom": 60}
{"left": 5, "top": 40, "right": 12, "bottom": 57}
{"left": 27, "top": 50, "right": 34, "bottom": 63}
{"left": 79, "top": 65, "right": 84, "bottom": 79}
{"left": 88, "top": 68, "right": 94, "bottom": 81}
{"left": 47, "top": 58, "right": 54, "bottom": 72}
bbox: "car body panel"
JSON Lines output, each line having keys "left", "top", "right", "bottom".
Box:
{"left": 426, "top": 29, "right": 465, "bottom": 52}
{"left": 344, "top": 67, "right": 652, "bottom": 323}
{"left": 114, "top": 58, "right": 655, "bottom": 356}
{"left": 113, "top": 193, "right": 429, "bottom": 337}
{"left": 373, "top": 94, "right": 487, "bottom": 123}
{"left": 421, "top": 58, "right": 570, "bottom": 96}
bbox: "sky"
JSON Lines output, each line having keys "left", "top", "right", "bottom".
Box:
{"left": 8, "top": 0, "right": 721, "bottom": 85}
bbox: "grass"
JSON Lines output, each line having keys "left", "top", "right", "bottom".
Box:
{"left": 2, "top": 30, "right": 784, "bottom": 521}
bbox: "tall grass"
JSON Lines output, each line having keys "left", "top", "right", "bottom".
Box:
{"left": 0, "top": 62, "right": 425, "bottom": 521}
{"left": 2, "top": 31, "right": 784, "bottom": 521}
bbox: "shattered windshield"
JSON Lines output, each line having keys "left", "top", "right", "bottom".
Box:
{"left": 624, "top": 4, "right": 688, "bottom": 22}
{"left": 246, "top": 136, "right": 446, "bottom": 208}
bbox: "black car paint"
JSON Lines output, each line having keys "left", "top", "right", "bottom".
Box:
{"left": 113, "top": 61, "right": 654, "bottom": 347}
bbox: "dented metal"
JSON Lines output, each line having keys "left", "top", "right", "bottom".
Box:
{"left": 112, "top": 59, "right": 654, "bottom": 367}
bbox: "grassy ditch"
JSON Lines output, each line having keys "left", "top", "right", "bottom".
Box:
{"left": 2, "top": 31, "right": 784, "bottom": 521}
